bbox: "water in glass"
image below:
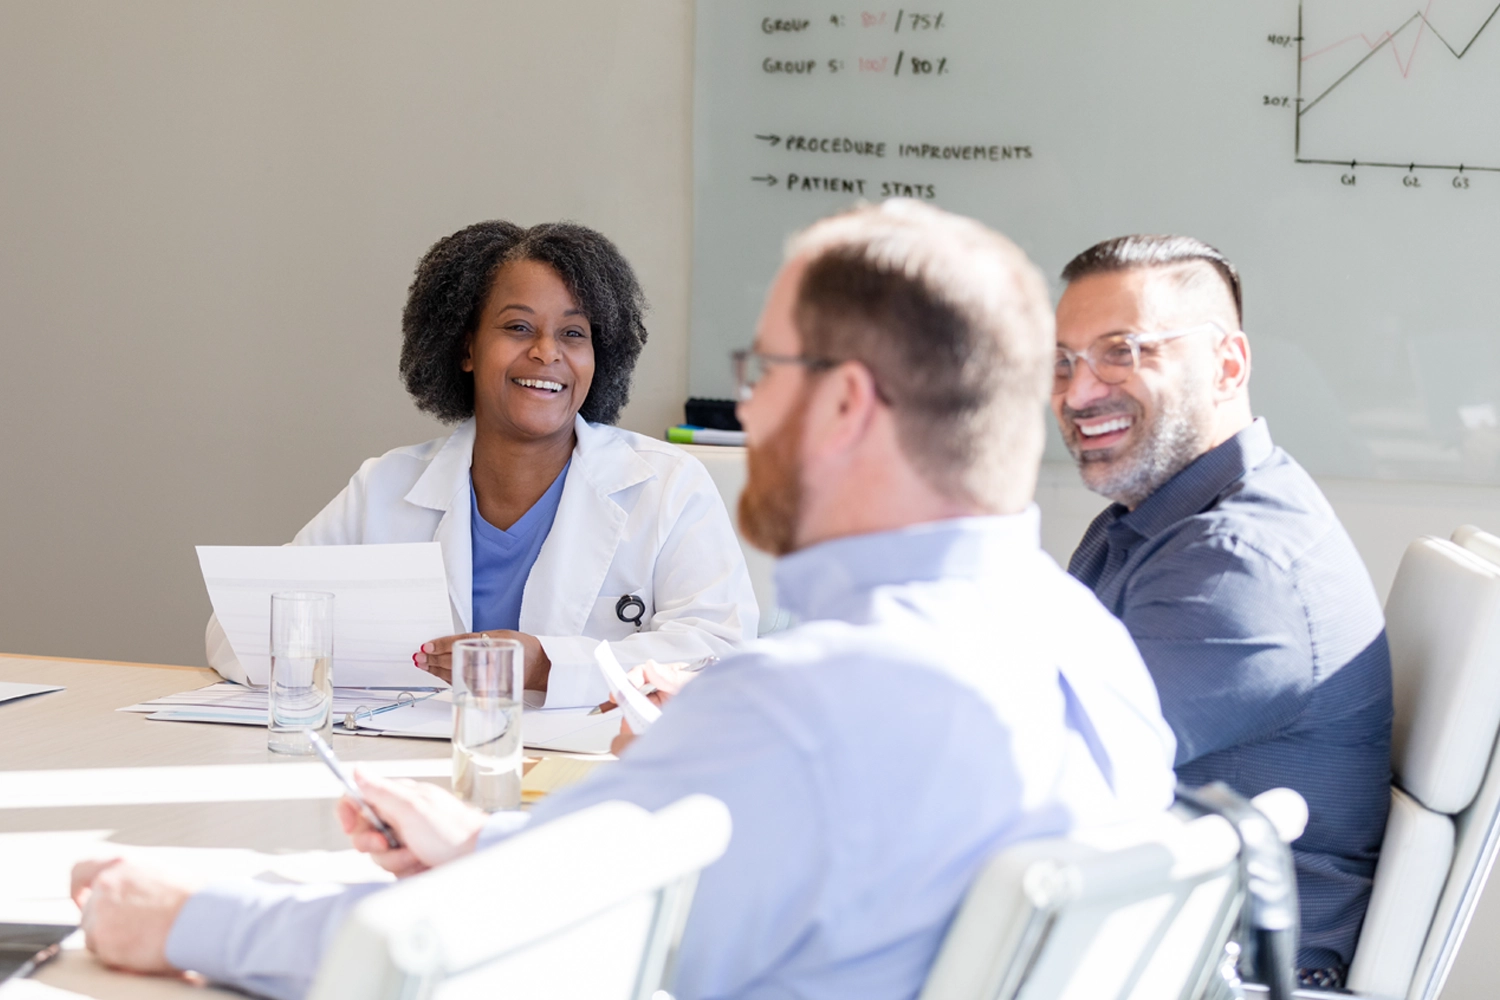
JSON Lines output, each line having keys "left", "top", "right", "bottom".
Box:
{"left": 450, "top": 637, "right": 524, "bottom": 811}
{"left": 268, "top": 652, "right": 333, "bottom": 753}
{"left": 453, "top": 694, "right": 523, "bottom": 811}
{"left": 268, "top": 590, "right": 334, "bottom": 755}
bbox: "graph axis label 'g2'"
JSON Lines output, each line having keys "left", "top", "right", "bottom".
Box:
{"left": 1289, "top": 0, "right": 1500, "bottom": 176}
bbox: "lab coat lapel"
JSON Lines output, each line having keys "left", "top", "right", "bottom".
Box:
{"left": 520, "top": 417, "right": 655, "bottom": 637}
{"left": 404, "top": 419, "right": 476, "bottom": 633}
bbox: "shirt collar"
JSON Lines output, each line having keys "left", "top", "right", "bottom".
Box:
{"left": 773, "top": 508, "right": 1042, "bottom": 623}
{"left": 1117, "top": 417, "right": 1274, "bottom": 540}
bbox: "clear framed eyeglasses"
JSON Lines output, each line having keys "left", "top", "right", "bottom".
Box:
{"left": 1053, "top": 321, "right": 1228, "bottom": 393}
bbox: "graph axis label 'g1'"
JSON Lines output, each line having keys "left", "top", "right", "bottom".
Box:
{"left": 1291, "top": 0, "right": 1500, "bottom": 176}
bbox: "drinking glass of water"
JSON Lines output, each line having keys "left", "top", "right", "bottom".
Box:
{"left": 452, "top": 637, "right": 524, "bottom": 811}
{"left": 268, "top": 591, "right": 334, "bottom": 755}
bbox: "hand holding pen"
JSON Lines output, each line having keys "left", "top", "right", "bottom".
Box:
{"left": 335, "top": 770, "right": 489, "bottom": 879}
{"left": 307, "top": 732, "right": 488, "bottom": 878}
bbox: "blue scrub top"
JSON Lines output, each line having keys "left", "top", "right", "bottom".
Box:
{"left": 470, "top": 462, "right": 569, "bottom": 633}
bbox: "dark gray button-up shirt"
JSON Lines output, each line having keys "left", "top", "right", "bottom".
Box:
{"left": 1069, "top": 418, "right": 1392, "bottom": 969}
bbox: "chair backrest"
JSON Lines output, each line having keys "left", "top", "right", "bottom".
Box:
{"left": 1387, "top": 537, "right": 1500, "bottom": 813}
{"left": 1454, "top": 524, "right": 1500, "bottom": 567}
{"left": 1403, "top": 526, "right": 1500, "bottom": 1000}
{"left": 919, "top": 806, "right": 1246, "bottom": 1000}
{"left": 306, "top": 795, "right": 731, "bottom": 1000}
{"left": 675, "top": 443, "right": 787, "bottom": 633}
{"left": 1346, "top": 535, "right": 1500, "bottom": 999}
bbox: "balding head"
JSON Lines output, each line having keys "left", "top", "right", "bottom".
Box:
{"left": 785, "top": 200, "right": 1054, "bottom": 512}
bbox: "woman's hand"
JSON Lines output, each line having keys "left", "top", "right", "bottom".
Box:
{"left": 414, "top": 630, "right": 551, "bottom": 689}
{"left": 337, "top": 771, "right": 487, "bottom": 878}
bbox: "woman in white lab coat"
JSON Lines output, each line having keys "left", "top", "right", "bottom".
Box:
{"left": 208, "top": 221, "right": 757, "bottom": 706}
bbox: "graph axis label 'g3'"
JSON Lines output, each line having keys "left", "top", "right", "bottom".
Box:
{"left": 1287, "top": 0, "right": 1500, "bottom": 178}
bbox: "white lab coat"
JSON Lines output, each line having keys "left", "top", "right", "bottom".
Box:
{"left": 206, "top": 415, "right": 759, "bottom": 707}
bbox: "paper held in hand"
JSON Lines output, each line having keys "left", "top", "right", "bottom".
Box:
{"left": 594, "top": 641, "right": 663, "bottom": 733}
{"left": 196, "top": 542, "right": 453, "bottom": 689}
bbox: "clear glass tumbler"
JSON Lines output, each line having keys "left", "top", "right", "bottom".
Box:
{"left": 268, "top": 591, "right": 334, "bottom": 755}
{"left": 452, "top": 637, "right": 524, "bottom": 811}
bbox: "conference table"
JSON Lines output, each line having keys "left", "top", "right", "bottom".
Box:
{"left": 0, "top": 652, "right": 467, "bottom": 999}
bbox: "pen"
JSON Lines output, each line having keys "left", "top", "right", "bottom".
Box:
{"left": 307, "top": 731, "right": 402, "bottom": 849}
{"left": 586, "top": 655, "right": 718, "bottom": 715}
{"left": 589, "top": 687, "right": 652, "bottom": 716}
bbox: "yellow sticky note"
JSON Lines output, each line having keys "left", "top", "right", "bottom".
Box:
{"left": 521, "top": 757, "right": 604, "bottom": 803}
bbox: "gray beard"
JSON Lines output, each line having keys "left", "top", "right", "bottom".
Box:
{"left": 1074, "top": 391, "right": 1213, "bottom": 509}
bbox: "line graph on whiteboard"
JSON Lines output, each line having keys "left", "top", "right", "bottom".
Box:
{"left": 1294, "top": 0, "right": 1500, "bottom": 172}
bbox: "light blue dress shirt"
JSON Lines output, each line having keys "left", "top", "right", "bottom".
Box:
{"left": 164, "top": 511, "right": 1176, "bottom": 1000}
{"left": 470, "top": 463, "right": 569, "bottom": 633}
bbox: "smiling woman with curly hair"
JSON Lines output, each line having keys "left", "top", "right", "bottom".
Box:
{"left": 207, "top": 220, "right": 758, "bottom": 706}
{"left": 399, "top": 220, "right": 646, "bottom": 426}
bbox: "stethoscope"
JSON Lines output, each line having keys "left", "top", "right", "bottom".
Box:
{"left": 615, "top": 594, "right": 646, "bottom": 630}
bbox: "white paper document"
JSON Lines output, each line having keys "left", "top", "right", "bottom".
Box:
{"left": 197, "top": 542, "right": 453, "bottom": 688}
{"left": 0, "top": 829, "right": 391, "bottom": 927}
{"left": 0, "top": 758, "right": 451, "bottom": 810}
{"left": 119, "top": 682, "right": 434, "bottom": 729}
{"left": 594, "top": 641, "right": 662, "bottom": 733}
{"left": 521, "top": 707, "right": 622, "bottom": 755}
{"left": 0, "top": 682, "right": 63, "bottom": 706}
{"left": 348, "top": 694, "right": 622, "bottom": 754}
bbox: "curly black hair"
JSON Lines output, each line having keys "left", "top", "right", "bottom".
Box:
{"left": 399, "top": 220, "right": 649, "bottom": 425}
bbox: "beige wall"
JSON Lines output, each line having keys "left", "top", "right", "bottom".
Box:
{"left": 5, "top": 0, "right": 1499, "bottom": 663}
{"left": 0, "top": 0, "right": 694, "bottom": 666}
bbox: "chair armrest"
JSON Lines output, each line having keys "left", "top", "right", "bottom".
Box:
{"left": 1243, "top": 985, "right": 1383, "bottom": 1000}
{"left": 1250, "top": 788, "right": 1309, "bottom": 844}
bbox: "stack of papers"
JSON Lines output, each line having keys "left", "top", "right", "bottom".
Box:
{"left": 119, "top": 682, "right": 432, "bottom": 728}
{"left": 347, "top": 693, "right": 623, "bottom": 755}
{"left": 120, "top": 683, "right": 622, "bottom": 754}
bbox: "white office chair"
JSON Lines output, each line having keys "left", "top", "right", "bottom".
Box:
{"left": 920, "top": 788, "right": 1308, "bottom": 1000}
{"left": 1399, "top": 525, "right": 1500, "bottom": 999}
{"left": 1453, "top": 523, "right": 1500, "bottom": 567}
{"left": 675, "top": 443, "right": 788, "bottom": 633}
{"left": 1338, "top": 535, "right": 1500, "bottom": 1000}
{"left": 306, "top": 795, "right": 731, "bottom": 1000}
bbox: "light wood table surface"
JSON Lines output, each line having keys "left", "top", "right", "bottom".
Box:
{"left": 0, "top": 652, "right": 453, "bottom": 998}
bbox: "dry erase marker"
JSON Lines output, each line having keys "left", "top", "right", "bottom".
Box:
{"left": 307, "top": 731, "right": 401, "bottom": 849}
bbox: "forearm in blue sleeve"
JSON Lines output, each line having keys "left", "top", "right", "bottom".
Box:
{"left": 165, "top": 879, "right": 388, "bottom": 1000}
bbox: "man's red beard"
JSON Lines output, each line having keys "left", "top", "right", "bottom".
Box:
{"left": 738, "top": 394, "right": 808, "bottom": 557}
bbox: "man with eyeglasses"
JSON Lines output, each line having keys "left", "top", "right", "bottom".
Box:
{"left": 1052, "top": 234, "right": 1392, "bottom": 989}
{"left": 69, "top": 203, "right": 1176, "bottom": 1000}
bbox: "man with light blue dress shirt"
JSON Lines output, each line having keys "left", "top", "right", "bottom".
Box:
{"left": 71, "top": 201, "right": 1177, "bottom": 1000}
{"left": 1051, "top": 235, "right": 1393, "bottom": 989}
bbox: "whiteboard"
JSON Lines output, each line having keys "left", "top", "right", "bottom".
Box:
{"left": 691, "top": 0, "right": 1500, "bottom": 483}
